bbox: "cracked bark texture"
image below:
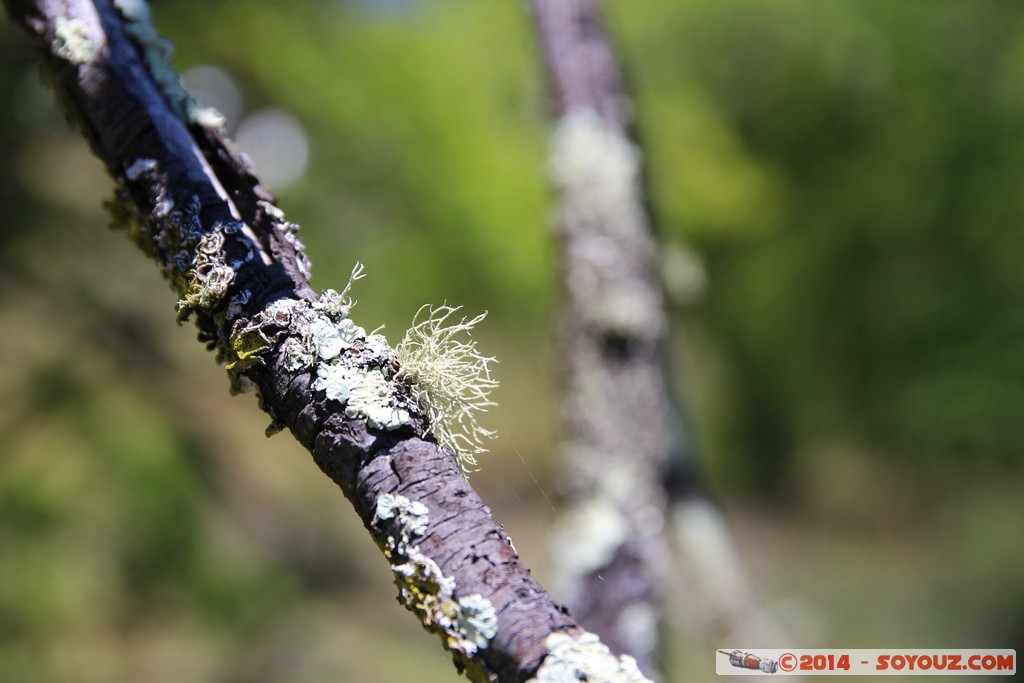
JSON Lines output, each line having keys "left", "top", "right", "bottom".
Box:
{"left": 529, "top": 0, "right": 673, "bottom": 676}
{"left": 2, "top": 1, "right": 654, "bottom": 680}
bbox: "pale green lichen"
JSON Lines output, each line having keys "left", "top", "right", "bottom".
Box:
{"left": 309, "top": 317, "right": 363, "bottom": 360}
{"left": 312, "top": 365, "right": 409, "bottom": 430}
{"left": 375, "top": 493, "right": 430, "bottom": 554}
{"left": 528, "top": 631, "right": 652, "bottom": 683}
{"left": 113, "top": 0, "right": 225, "bottom": 128}
{"left": 316, "top": 260, "right": 364, "bottom": 317}
{"left": 363, "top": 333, "right": 393, "bottom": 361}
{"left": 455, "top": 593, "right": 499, "bottom": 652}
{"left": 279, "top": 335, "right": 314, "bottom": 372}
{"left": 312, "top": 362, "right": 356, "bottom": 402}
{"left": 227, "top": 264, "right": 413, "bottom": 430}
{"left": 395, "top": 305, "right": 498, "bottom": 472}
{"left": 175, "top": 229, "right": 235, "bottom": 317}
{"left": 342, "top": 368, "right": 410, "bottom": 430}
{"left": 51, "top": 17, "right": 100, "bottom": 65}
{"left": 373, "top": 493, "right": 498, "bottom": 667}
{"left": 227, "top": 264, "right": 363, "bottom": 374}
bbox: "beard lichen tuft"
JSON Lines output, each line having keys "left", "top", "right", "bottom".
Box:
{"left": 395, "top": 305, "right": 498, "bottom": 472}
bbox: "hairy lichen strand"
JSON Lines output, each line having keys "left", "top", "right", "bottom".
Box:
{"left": 395, "top": 305, "right": 498, "bottom": 472}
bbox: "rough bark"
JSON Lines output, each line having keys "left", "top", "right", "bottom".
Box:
{"left": 529, "top": 0, "right": 673, "bottom": 676}
{"left": 3, "top": 1, "right": 654, "bottom": 680}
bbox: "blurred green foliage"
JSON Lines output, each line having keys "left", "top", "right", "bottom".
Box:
{"left": 1, "top": 0, "right": 1023, "bottom": 680}
{"left": 605, "top": 0, "right": 1024, "bottom": 493}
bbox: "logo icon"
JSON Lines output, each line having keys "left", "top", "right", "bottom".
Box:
{"left": 718, "top": 650, "right": 779, "bottom": 674}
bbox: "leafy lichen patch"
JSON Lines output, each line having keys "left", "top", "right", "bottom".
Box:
{"left": 225, "top": 265, "right": 416, "bottom": 431}
{"left": 312, "top": 366, "right": 409, "bottom": 430}
{"left": 527, "top": 631, "right": 652, "bottom": 683}
{"left": 375, "top": 493, "right": 430, "bottom": 554}
{"left": 339, "top": 367, "right": 410, "bottom": 429}
{"left": 455, "top": 593, "right": 499, "bottom": 652}
{"left": 51, "top": 17, "right": 100, "bottom": 65}
{"left": 373, "top": 493, "right": 499, "bottom": 670}
{"left": 175, "top": 228, "right": 236, "bottom": 317}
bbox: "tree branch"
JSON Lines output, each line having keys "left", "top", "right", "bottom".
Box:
{"left": 4, "top": 1, "right": 654, "bottom": 680}
{"left": 529, "top": 0, "right": 674, "bottom": 675}
{"left": 529, "top": 0, "right": 780, "bottom": 660}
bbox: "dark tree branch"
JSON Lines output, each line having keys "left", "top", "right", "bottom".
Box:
{"left": 4, "top": 1, "right": 654, "bottom": 680}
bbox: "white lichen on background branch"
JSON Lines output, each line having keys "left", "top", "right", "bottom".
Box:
{"left": 549, "top": 107, "right": 661, "bottom": 336}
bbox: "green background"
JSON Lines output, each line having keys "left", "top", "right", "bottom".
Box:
{"left": 1, "top": 0, "right": 1021, "bottom": 680}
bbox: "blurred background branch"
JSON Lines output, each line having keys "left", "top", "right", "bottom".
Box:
{"left": 530, "top": 2, "right": 780, "bottom": 675}
{"left": 529, "top": 0, "right": 673, "bottom": 674}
